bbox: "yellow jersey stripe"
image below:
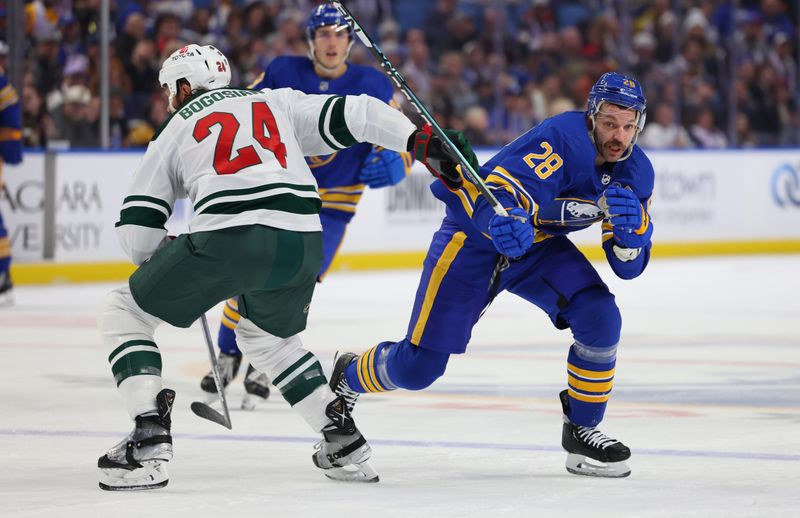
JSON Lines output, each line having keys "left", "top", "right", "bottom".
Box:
{"left": 490, "top": 166, "right": 536, "bottom": 213}
{"left": 223, "top": 304, "right": 241, "bottom": 322}
{"left": 365, "top": 345, "right": 385, "bottom": 392}
{"left": 358, "top": 348, "right": 380, "bottom": 393}
{"left": 0, "top": 128, "right": 22, "bottom": 141}
{"left": 411, "top": 231, "right": 467, "bottom": 344}
{"left": 567, "top": 363, "right": 615, "bottom": 380}
{"left": 568, "top": 374, "right": 614, "bottom": 393}
{"left": 319, "top": 184, "right": 364, "bottom": 194}
{"left": 568, "top": 388, "right": 611, "bottom": 403}
{"left": 221, "top": 314, "right": 238, "bottom": 330}
{"left": 321, "top": 202, "right": 356, "bottom": 213}
{"left": 320, "top": 192, "right": 363, "bottom": 203}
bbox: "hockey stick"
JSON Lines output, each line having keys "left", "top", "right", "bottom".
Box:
{"left": 332, "top": 1, "right": 507, "bottom": 217}
{"left": 190, "top": 313, "right": 233, "bottom": 429}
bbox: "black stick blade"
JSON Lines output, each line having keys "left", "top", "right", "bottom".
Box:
{"left": 190, "top": 401, "right": 232, "bottom": 429}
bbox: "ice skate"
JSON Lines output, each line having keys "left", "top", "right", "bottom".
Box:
{"left": 312, "top": 396, "right": 378, "bottom": 483}
{"left": 0, "top": 272, "right": 13, "bottom": 308}
{"left": 200, "top": 351, "right": 242, "bottom": 399}
{"left": 241, "top": 363, "right": 271, "bottom": 410}
{"left": 559, "top": 390, "right": 631, "bottom": 478}
{"left": 98, "top": 389, "right": 175, "bottom": 491}
{"left": 329, "top": 352, "right": 359, "bottom": 415}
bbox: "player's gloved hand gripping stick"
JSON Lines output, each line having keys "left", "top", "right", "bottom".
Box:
{"left": 332, "top": 1, "right": 509, "bottom": 218}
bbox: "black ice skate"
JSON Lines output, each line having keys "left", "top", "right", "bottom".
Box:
{"left": 559, "top": 389, "right": 631, "bottom": 478}
{"left": 98, "top": 389, "right": 175, "bottom": 491}
{"left": 312, "top": 396, "right": 378, "bottom": 483}
{"left": 329, "top": 352, "right": 360, "bottom": 415}
{"left": 241, "top": 363, "right": 271, "bottom": 410}
{"left": 200, "top": 351, "right": 242, "bottom": 394}
{"left": 0, "top": 271, "right": 13, "bottom": 308}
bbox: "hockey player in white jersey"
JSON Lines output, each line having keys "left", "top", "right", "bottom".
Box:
{"left": 96, "top": 44, "right": 462, "bottom": 490}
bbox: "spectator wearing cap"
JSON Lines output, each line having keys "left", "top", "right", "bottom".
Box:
{"left": 50, "top": 85, "right": 98, "bottom": 148}
{"left": 736, "top": 10, "right": 770, "bottom": 65}
{"left": 58, "top": 13, "right": 85, "bottom": 61}
{"left": 46, "top": 54, "right": 90, "bottom": 112}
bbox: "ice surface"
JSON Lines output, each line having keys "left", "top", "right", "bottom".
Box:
{"left": 1, "top": 255, "right": 798, "bottom": 517}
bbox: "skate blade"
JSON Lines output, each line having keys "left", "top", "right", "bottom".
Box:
{"left": 322, "top": 461, "right": 379, "bottom": 483}
{"left": 0, "top": 292, "right": 13, "bottom": 308}
{"left": 99, "top": 460, "right": 169, "bottom": 491}
{"left": 241, "top": 393, "right": 268, "bottom": 411}
{"left": 565, "top": 454, "right": 630, "bottom": 478}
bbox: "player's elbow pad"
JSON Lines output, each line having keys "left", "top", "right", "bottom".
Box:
{"left": 117, "top": 225, "right": 167, "bottom": 266}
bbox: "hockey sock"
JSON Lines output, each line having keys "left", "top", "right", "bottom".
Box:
{"left": 218, "top": 299, "right": 242, "bottom": 355}
{"left": 566, "top": 343, "right": 616, "bottom": 427}
{"left": 345, "top": 340, "right": 449, "bottom": 392}
{"left": 108, "top": 340, "right": 164, "bottom": 418}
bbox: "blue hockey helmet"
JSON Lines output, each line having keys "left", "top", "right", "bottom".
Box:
{"left": 587, "top": 72, "right": 647, "bottom": 161}
{"left": 307, "top": 4, "right": 353, "bottom": 41}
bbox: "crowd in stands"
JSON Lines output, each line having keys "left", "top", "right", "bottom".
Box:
{"left": 4, "top": 0, "right": 799, "bottom": 150}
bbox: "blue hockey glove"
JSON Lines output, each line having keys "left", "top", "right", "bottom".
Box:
{"left": 359, "top": 148, "right": 407, "bottom": 188}
{"left": 599, "top": 187, "right": 652, "bottom": 249}
{"left": 488, "top": 207, "right": 534, "bottom": 257}
{"left": 0, "top": 140, "right": 22, "bottom": 165}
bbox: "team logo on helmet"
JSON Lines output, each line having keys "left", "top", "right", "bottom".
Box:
{"left": 307, "top": 4, "right": 353, "bottom": 40}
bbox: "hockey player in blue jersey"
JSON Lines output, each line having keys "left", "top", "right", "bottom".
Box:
{"left": 330, "top": 72, "right": 654, "bottom": 478}
{"left": 0, "top": 63, "right": 23, "bottom": 307}
{"left": 199, "top": 4, "right": 413, "bottom": 407}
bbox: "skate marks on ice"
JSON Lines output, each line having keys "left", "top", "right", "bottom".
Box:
{"left": 1, "top": 257, "right": 799, "bottom": 516}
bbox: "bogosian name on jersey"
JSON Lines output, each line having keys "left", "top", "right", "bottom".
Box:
{"left": 178, "top": 89, "right": 259, "bottom": 120}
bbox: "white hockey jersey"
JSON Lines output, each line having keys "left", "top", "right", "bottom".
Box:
{"left": 116, "top": 87, "right": 417, "bottom": 265}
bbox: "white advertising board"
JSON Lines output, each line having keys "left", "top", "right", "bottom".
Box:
{"left": 2, "top": 148, "right": 800, "bottom": 264}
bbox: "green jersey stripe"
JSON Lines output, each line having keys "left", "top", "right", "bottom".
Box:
{"left": 272, "top": 352, "right": 315, "bottom": 386}
{"left": 123, "top": 195, "right": 172, "bottom": 214}
{"left": 194, "top": 182, "right": 318, "bottom": 212}
{"left": 329, "top": 97, "right": 357, "bottom": 148}
{"left": 278, "top": 362, "right": 326, "bottom": 406}
{"left": 198, "top": 192, "right": 321, "bottom": 216}
{"left": 111, "top": 350, "right": 162, "bottom": 386}
{"left": 115, "top": 206, "right": 170, "bottom": 229}
{"left": 108, "top": 340, "right": 158, "bottom": 363}
{"left": 318, "top": 96, "right": 342, "bottom": 151}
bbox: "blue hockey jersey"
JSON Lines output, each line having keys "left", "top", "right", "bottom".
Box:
{"left": 431, "top": 111, "right": 654, "bottom": 277}
{"left": 251, "top": 56, "right": 411, "bottom": 220}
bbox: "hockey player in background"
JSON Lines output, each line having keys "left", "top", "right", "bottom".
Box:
{"left": 96, "top": 43, "right": 457, "bottom": 490}
{"left": 199, "top": 3, "right": 413, "bottom": 408}
{"left": 331, "top": 72, "right": 654, "bottom": 478}
{"left": 0, "top": 57, "right": 23, "bottom": 307}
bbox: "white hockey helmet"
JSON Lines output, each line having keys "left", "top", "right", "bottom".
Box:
{"left": 159, "top": 44, "right": 231, "bottom": 112}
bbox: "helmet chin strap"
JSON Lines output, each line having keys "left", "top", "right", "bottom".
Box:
{"left": 167, "top": 92, "right": 177, "bottom": 114}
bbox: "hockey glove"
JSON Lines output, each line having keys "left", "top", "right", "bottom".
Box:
{"left": 359, "top": 148, "right": 407, "bottom": 188}
{"left": 0, "top": 140, "right": 22, "bottom": 165}
{"left": 599, "top": 186, "right": 652, "bottom": 249}
{"left": 408, "top": 124, "right": 477, "bottom": 191}
{"left": 488, "top": 207, "right": 534, "bottom": 257}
